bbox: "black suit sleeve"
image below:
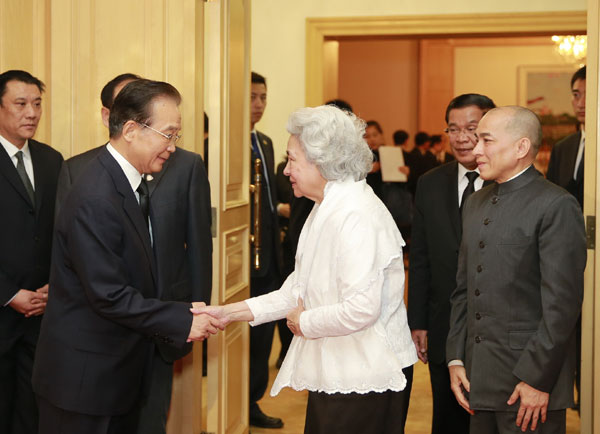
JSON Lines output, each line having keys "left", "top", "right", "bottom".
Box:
{"left": 446, "top": 207, "right": 470, "bottom": 364}
{"left": 55, "top": 161, "right": 73, "bottom": 219}
{"left": 68, "top": 195, "right": 193, "bottom": 344}
{"left": 407, "top": 176, "right": 431, "bottom": 331}
{"left": 545, "top": 145, "right": 559, "bottom": 185}
{"left": 187, "top": 153, "right": 213, "bottom": 305}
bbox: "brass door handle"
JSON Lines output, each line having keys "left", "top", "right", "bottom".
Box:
{"left": 250, "top": 158, "right": 262, "bottom": 270}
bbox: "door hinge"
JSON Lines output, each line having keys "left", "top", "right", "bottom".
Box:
{"left": 586, "top": 215, "right": 595, "bottom": 250}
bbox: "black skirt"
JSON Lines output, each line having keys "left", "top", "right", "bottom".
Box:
{"left": 304, "top": 388, "right": 410, "bottom": 434}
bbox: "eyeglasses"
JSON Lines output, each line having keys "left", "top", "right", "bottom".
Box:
{"left": 137, "top": 122, "right": 181, "bottom": 144}
{"left": 444, "top": 126, "right": 477, "bottom": 137}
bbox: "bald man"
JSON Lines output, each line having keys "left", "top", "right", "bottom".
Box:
{"left": 446, "top": 106, "right": 586, "bottom": 433}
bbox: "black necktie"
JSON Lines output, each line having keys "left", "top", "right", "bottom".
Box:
{"left": 137, "top": 178, "right": 150, "bottom": 228}
{"left": 15, "top": 151, "right": 35, "bottom": 204}
{"left": 460, "top": 171, "right": 479, "bottom": 212}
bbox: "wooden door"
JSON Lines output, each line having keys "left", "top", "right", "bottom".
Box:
{"left": 204, "top": 0, "right": 252, "bottom": 433}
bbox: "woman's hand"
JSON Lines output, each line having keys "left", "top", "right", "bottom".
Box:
{"left": 286, "top": 297, "right": 305, "bottom": 337}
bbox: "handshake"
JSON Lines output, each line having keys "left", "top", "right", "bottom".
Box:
{"left": 187, "top": 302, "right": 229, "bottom": 342}
{"left": 186, "top": 297, "right": 306, "bottom": 342}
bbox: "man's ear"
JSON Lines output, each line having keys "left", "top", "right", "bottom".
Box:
{"left": 516, "top": 137, "right": 532, "bottom": 160}
{"left": 121, "top": 120, "right": 138, "bottom": 143}
{"left": 101, "top": 107, "right": 110, "bottom": 129}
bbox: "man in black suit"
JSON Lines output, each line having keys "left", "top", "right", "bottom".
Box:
{"left": 32, "top": 79, "right": 222, "bottom": 434}
{"left": 447, "top": 106, "right": 585, "bottom": 433}
{"left": 546, "top": 65, "right": 585, "bottom": 209}
{"left": 53, "top": 73, "right": 213, "bottom": 434}
{"left": 408, "top": 94, "right": 495, "bottom": 434}
{"left": 249, "top": 71, "right": 284, "bottom": 429}
{"left": 0, "top": 70, "right": 63, "bottom": 434}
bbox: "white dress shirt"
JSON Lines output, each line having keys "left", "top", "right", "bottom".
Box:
{"left": 106, "top": 143, "right": 153, "bottom": 244}
{"left": 573, "top": 128, "right": 585, "bottom": 180}
{"left": 246, "top": 178, "right": 417, "bottom": 396}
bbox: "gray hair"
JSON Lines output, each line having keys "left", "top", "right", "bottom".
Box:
{"left": 286, "top": 105, "right": 373, "bottom": 181}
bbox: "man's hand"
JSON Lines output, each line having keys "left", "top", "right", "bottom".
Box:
{"left": 398, "top": 166, "right": 410, "bottom": 175}
{"left": 411, "top": 329, "right": 428, "bottom": 363}
{"left": 9, "top": 288, "right": 48, "bottom": 317}
{"left": 286, "top": 297, "right": 304, "bottom": 337}
{"left": 187, "top": 310, "right": 227, "bottom": 342}
{"left": 449, "top": 365, "right": 475, "bottom": 415}
{"left": 507, "top": 381, "right": 549, "bottom": 432}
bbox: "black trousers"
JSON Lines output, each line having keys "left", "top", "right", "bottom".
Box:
{"left": 249, "top": 321, "right": 275, "bottom": 409}
{"left": 304, "top": 387, "right": 411, "bottom": 434}
{"left": 37, "top": 395, "right": 140, "bottom": 434}
{"left": 0, "top": 311, "right": 41, "bottom": 434}
{"left": 249, "top": 259, "right": 280, "bottom": 410}
{"left": 470, "top": 410, "right": 566, "bottom": 434}
{"left": 429, "top": 361, "right": 470, "bottom": 434}
{"left": 135, "top": 351, "right": 173, "bottom": 434}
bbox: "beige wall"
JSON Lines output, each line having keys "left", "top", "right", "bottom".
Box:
{"left": 337, "top": 39, "right": 419, "bottom": 149}
{"left": 251, "top": 0, "right": 586, "bottom": 159}
{"left": 454, "top": 43, "right": 568, "bottom": 107}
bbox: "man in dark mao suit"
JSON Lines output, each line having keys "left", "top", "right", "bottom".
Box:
{"left": 54, "top": 74, "right": 213, "bottom": 434}
{"left": 249, "top": 71, "right": 284, "bottom": 428}
{"left": 32, "top": 79, "right": 222, "bottom": 434}
{"left": 408, "top": 93, "right": 495, "bottom": 434}
{"left": 0, "top": 70, "right": 63, "bottom": 434}
{"left": 447, "top": 106, "right": 586, "bottom": 433}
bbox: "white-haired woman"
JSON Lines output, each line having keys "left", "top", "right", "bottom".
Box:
{"left": 195, "top": 105, "right": 417, "bottom": 433}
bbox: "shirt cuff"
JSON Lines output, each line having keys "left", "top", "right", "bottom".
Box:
{"left": 3, "top": 292, "right": 18, "bottom": 307}
{"left": 448, "top": 359, "right": 464, "bottom": 367}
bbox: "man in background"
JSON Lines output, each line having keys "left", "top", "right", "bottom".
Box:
{"left": 249, "top": 71, "right": 284, "bottom": 429}
{"left": 546, "top": 65, "right": 585, "bottom": 208}
{"left": 409, "top": 94, "right": 495, "bottom": 434}
{"left": 0, "top": 70, "right": 63, "bottom": 434}
{"left": 53, "top": 73, "right": 213, "bottom": 434}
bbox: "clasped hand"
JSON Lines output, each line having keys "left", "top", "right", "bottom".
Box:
{"left": 187, "top": 302, "right": 227, "bottom": 342}
{"left": 9, "top": 285, "right": 49, "bottom": 317}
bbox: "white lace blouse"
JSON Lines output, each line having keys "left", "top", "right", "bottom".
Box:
{"left": 246, "top": 178, "right": 417, "bottom": 396}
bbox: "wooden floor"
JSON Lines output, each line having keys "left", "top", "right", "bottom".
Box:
{"left": 251, "top": 330, "right": 581, "bottom": 434}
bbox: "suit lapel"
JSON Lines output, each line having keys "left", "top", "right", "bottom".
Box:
{"left": 0, "top": 143, "right": 35, "bottom": 207}
{"left": 29, "top": 141, "right": 47, "bottom": 214}
{"left": 98, "top": 150, "right": 158, "bottom": 287}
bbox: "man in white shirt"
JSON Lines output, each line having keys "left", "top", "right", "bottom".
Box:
{"left": 0, "top": 70, "right": 63, "bottom": 434}
{"left": 408, "top": 93, "right": 495, "bottom": 434}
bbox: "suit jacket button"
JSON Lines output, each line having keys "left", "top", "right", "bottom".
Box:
{"left": 475, "top": 313, "right": 482, "bottom": 320}
{"left": 479, "top": 241, "right": 485, "bottom": 249}
{"left": 477, "top": 265, "right": 483, "bottom": 272}
{"left": 475, "top": 336, "right": 481, "bottom": 343}
{"left": 474, "top": 289, "right": 480, "bottom": 296}
{"left": 491, "top": 196, "right": 499, "bottom": 204}
{"left": 28, "top": 209, "right": 34, "bottom": 215}
{"left": 483, "top": 218, "right": 490, "bottom": 225}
